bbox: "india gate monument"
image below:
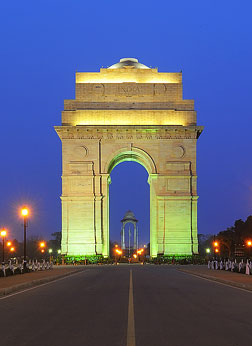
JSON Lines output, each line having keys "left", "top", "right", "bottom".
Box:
{"left": 55, "top": 58, "right": 203, "bottom": 258}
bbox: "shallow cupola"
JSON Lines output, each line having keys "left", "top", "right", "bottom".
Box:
{"left": 108, "top": 58, "right": 150, "bottom": 69}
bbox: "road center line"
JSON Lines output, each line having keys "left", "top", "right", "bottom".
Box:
{"left": 127, "top": 269, "right": 136, "bottom": 346}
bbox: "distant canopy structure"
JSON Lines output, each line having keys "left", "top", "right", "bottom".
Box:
{"left": 121, "top": 210, "right": 138, "bottom": 250}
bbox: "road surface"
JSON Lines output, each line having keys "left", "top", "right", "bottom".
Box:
{"left": 1, "top": 265, "right": 252, "bottom": 346}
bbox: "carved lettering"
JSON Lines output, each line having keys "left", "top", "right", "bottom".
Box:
{"left": 118, "top": 84, "right": 140, "bottom": 96}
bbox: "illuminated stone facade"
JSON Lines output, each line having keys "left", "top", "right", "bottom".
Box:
{"left": 55, "top": 58, "right": 203, "bottom": 257}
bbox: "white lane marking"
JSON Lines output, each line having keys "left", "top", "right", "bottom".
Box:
{"left": 0, "top": 269, "right": 90, "bottom": 300}
{"left": 178, "top": 269, "right": 252, "bottom": 294}
{"left": 127, "top": 269, "right": 136, "bottom": 346}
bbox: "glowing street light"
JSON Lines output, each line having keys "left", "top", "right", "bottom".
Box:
{"left": 206, "top": 248, "right": 211, "bottom": 254}
{"left": 48, "top": 248, "right": 53, "bottom": 263}
{"left": 6, "top": 241, "right": 12, "bottom": 247}
{"left": 247, "top": 240, "right": 252, "bottom": 258}
{"left": 39, "top": 242, "right": 46, "bottom": 254}
{"left": 1, "top": 229, "right": 7, "bottom": 264}
{"left": 213, "top": 239, "right": 220, "bottom": 257}
{"left": 57, "top": 249, "right": 61, "bottom": 254}
{"left": 114, "top": 247, "right": 122, "bottom": 264}
{"left": 10, "top": 247, "right": 15, "bottom": 253}
{"left": 21, "top": 208, "right": 28, "bottom": 217}
{"left": 0, "top": 230, "right": 7, "bottom": 237}
{"left": 20, "top": 206, "right": 29, "bottom": 269}
{"left": 39, "top": 242, "right": 46, "bottom": 248}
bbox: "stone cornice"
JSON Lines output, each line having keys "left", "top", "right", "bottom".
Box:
{"left": 63, "top": 101, "right": 194, "bottom": 111}
{"left": 55, "top": 125, "right": 203, "bottom": 140}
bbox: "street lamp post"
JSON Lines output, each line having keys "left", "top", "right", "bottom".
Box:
{"left": 39, "top": 242, "right": 46, "bottom": 256}
{"left": 21, "top": 207, "right": 29, "bottom": 270}
{"left": 213, "top": 240, "right": 220, "bottom": 259}
{"left": 247, "top": 240, "right": 252, "bottom": 258}
{"left": 1, "top": 229, "right": 7, "bottom": 265}
{"left": 49, "top": 248, "right": 53, "bottom": 263}
{"left": 114, "top": 248, "right": 122, "bottom": 264}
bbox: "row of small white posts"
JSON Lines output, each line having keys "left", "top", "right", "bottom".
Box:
{"left": 1, "top": 259, "right": 53, "bottom": 277}
{"left": 208, "top": 259, "right": 252, "bottom": 275}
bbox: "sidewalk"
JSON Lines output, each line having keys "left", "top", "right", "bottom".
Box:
{"left": 0, "top": 266, "right": 84, "bottom": 297}
{"left": 177, "top": 265, "right": 252, "bottom": 291}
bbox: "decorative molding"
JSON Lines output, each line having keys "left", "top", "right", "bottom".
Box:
{"left": 55, "top": 125, "right": 203, "bottom": 141}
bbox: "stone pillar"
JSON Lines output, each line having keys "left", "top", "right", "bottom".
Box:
{"left": 136, "top": 226, "right": 139, "bottom": 250}
{"left": 121, "top": 226, "right": 126, "bottom": 250}
{"left": 133, "top": 224, "right": 137, "bottom": 249}
{"left": 149, "top": 174, "right": 158, "bottom": 258}
{"left": 101, "top": 174, "right": 110, "bottom": 257}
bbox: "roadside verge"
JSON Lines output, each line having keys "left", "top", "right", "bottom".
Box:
{"left": 0, "top": 267, "right": 85, "bottom": 297}
{"left": 177, "top": 265, "right": 252, "bottom": 292}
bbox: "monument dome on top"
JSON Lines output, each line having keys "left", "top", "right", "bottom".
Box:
{"left": 121, "top": 210, "right": 138, "bottom": 222}
{"left": 108, "top": 58, "right": 150, "bottom": 70}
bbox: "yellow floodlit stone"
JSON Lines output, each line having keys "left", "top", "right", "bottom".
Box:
{"left": 55, "top": 58, "right": 203, "bottom": 258}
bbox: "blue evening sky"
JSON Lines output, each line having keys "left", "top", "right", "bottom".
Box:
{"left": 0, "top": 1, "right": 251, "bottom": 246}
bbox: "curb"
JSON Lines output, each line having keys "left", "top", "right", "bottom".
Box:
{"left": 177, "top": 268, "right": 252, "bottom": 292}
{"left": 0, "top": 269, "right": 83, "bottom": 297}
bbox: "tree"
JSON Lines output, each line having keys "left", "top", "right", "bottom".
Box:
{"left": 48, "top": 232, "right": 62, "bottom": 252}
{"left": 216, "top": 215, "right": 252, "bottom": 257}
{"left": 198, "top": 234, "right": 214, "bottom": 256}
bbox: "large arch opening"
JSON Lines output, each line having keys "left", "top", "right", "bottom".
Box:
{"left": 105, "top": 147, "right": 157, "bottom": 175}
{"left": 104, "top": 147, "right": 157, "bottom": 258}
{"left": 109, "top": 161, "right": 150, "bottom": 257}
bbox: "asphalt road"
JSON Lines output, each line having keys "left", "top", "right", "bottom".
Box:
{"left": 1, "top": 265, "right": 252, "bottom": 346}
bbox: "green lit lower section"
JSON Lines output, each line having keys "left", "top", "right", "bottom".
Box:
{"left": 61, "top": 151, "right": 199, "bottom": 258}
{"left": 62, "top": 254, "right": 202, "bottom": 265}
{"left": 152, "top": 254, "right": 202, "bottom": 264}
{"left": 64, "top": 255, "right": 104, "bottom": 264}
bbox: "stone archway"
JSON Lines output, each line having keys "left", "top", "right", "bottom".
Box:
{"left": 105, "top": 147, "right": 154, "bottom": 257}
{"left": 105, "top": 147, "right": 157, "bottom": 175}
{"left": 55, "top": 58, "right": 203, "bottom": 258}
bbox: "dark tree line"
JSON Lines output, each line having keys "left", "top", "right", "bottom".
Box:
{"left": 199, "top": 215, "right": 252, "bottom": 257}
{"left": 0, "top": 232, "right": 62, "bottom": 261}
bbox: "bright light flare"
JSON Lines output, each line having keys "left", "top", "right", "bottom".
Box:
{"left": 21, "top": 207, "right": 29, "bottom": 217}
{"left": 206, "top": 248, "right": 211, "bottom": 254}
{"left": 133, "top": 254, "right": 137, "bottom": 259}
{"left": 213, "top": 241, "right": 219, "bottom": 247}
{"left": 48, "top": 249, "right": 53, "bottom": 253}
{"left": 247, "top": 240, "right": 252, "bottom": 247}
{"left": 215, "top": 248, "right": 219, "bottom": 253}
{"left": 0, "top": 229, "right": 7, "bottom": 237}
{"left": 39, "top": 242, "right": 46, "bottom": 248}
{"left": 57, "top": 249, "right": 61, "bottom": 254}
{"left": 10, "top": 247, "right": 15, "bottom": 252}
{"left": 115, "top": 249, "right": 122, "bottom": 255}
{"left": 7, "top": 241, "right": 12, "bottom": 247}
